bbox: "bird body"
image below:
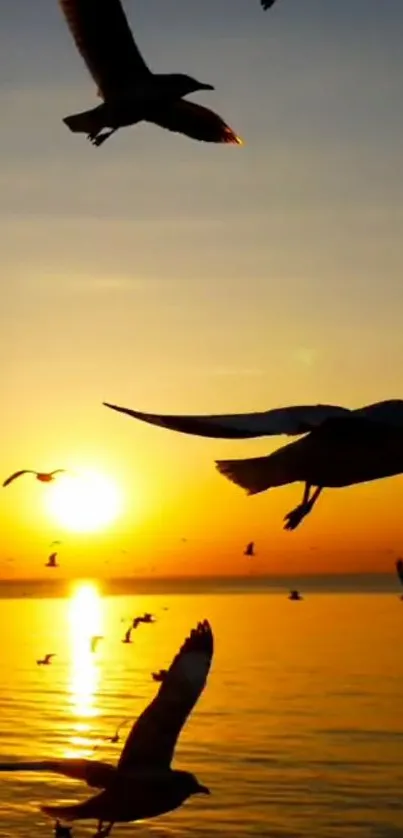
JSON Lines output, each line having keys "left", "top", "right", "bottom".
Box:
{"left": 1, "top": 622, "right": 212, "bottom": 833}
{"left": 59, "top": 0, "right": 240, "bottom": 146}
{"left": 244, "top": 542, "right": 255, "bottom": 557}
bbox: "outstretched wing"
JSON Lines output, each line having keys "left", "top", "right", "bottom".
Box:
{"left": 147, "top": 101, "right": 242, "bottom": 145}
{"left": 59, "top": 0, "right": 151, "bottom": 99}
{"left": 396, "top": 559, "right": 403, "bottom": 587}
{"left": 44, "top": 654, "right": 56, "bottom": 663}
{"left": 0, "top": 758, "right": 116, "bottom": 789}
{"left": 103, "top": 401, "right": 350, "bottom": 439}
{"left": 118, "top": 620, "right": 213, "bottom": 771}
{"left": 2, "top": 470, "right": 33, "bottom": 487}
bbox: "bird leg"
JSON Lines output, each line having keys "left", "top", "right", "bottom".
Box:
{"left": 283, "top": 485, "right": 323, "bottom": 531}
{"left": 87, "top": 129, "right": 116, "bottom": 147}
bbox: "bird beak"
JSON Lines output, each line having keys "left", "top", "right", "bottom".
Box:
{"left": 198, "top": 83, "right": 214, "bottom": 91}
{"left": 197, "top": 784, "right": 211, "bottom": 795}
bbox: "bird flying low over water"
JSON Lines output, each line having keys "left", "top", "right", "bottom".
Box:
{"left": 90, "top": 635, "right": 104, "bottom": 653}
{"left": 132, "top": 613, "right": 155, "bottom": 629}
{"left": 59, "top": 0, "right": 241, "bottom": 147}
{"left": 3, "top": 469, "right": 65, "bottom": 488}
{"left": 37, "top": 654, "right": 56, "bottom": 666}
{"left": 122, "top": 627, "right": 133, "bottom": 644}
{"left": 103, "top": 399, "right": 403, "bottom": 529}
{"left": 244, "top": 542, "right": 255, "bottom": 557}
{"left": 395, "top": 559, "right": 403, "bottom": 599}
{"left": 45, "top": 552, "right": 59, "bottom": 569}
{"left": 0, "top": 621, "right": 213, "bottom": 836}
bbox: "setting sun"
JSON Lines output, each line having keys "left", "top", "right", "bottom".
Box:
{"left": 45, "top": 470, "right": 121, "bottom": 533}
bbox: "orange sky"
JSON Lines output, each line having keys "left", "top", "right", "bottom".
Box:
{"left": 1, "top": 1, "right": 403, "bottom": 578}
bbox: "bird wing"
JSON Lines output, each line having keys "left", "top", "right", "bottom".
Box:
{"left": 146, "top": 100, "right": 242, "bottom": 145}
{"left": 2, "top": 470, "right": 33, "bottom": 487}
{"left": 50, "top": 470, "right": 66, "bottom": 476}
{"left": 103, "top": 401, "right": 350, "bottom": 439}
{"left": 396, "top": 560, "right": 403, "bottom": 586}
{"left": 59, "top": 0, "right": 151, "bottom": 99}
{"left": 118, "top": 620, "right": 213, "bottom": 771}
{"left": 0, "top": 758, "right": 116, "bottom": 789}
{"left": 354, "top": 400, "right": 403, "bottom": 428}
{"left": 44, "top": 654, "right": 55, "bottom": 663}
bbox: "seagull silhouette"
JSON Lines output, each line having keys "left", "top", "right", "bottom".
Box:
{"left": 3, "top": 469, "right": 65, "bottom": 488}
{"left": 132, "top": 613, "right": 155, "bottom": 629}
{"left": 45, "top": 552, "right": 59, "bottom": 569}
{"left": 395, "top": 559, "right": 403, "bottom": 600}
{"left": 0, "top": 621, "right": 213, "bottom": 836}
{"left": 288, "top": 590, "right": 303, "bottom": 601}
{"left": 90, "top": 636, "right": 104, "bottom": 653}
{"left": 103, "top": 399, "right": 403, "bottom": 529}
{"left": 59, "top": 0, "right": 241, "bottom": 148}
{"left": 37, "top": 654, "right": 56, "bottom": 666}
{"left": 121, "top": 627, "right": 132, "bottom": 644}
{"left": 244, "top": 542, "right": 255, "bottom": 557}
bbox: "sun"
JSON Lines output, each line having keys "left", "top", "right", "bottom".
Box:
{"left": 45, "top": 470, "right": 122, "bottom": 533}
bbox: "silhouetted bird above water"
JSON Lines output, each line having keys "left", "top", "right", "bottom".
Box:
{"left": 244, "top": 541, "right": 255, "bottom": 557}
{"left": 395, "top": 559, "right": 403, "bottom": 600}
{"left": 3, "top": 469, "right": 65, "bottom": 488}
{"left": 37, "top": 654, "right": 56, "bottom": 666}
{"left": 103, "top": 399, "right": 403, "bottom": 530}
{"left": 59, "top": 0, "right": 241, "bottom": 147}
{"left": 132, "top": 613, "right": 155, "bottom": 629}
{"left": 46, "top": 552, "right": 59, "bottom": 569}
{"left": 288, "top": 590, "right": 302, "bottom": 601}
{"left": 90, "top": 635, "right": 104, "bottom": 653}
{"left": 122, "top": 627, "right": 132, "bottom": 644}
{"left": 0, "top": 621, "right": 212, "bottom": 836}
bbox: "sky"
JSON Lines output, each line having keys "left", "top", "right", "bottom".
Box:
{"left": 1, "top": 0, "right": 403, "bottom": 579}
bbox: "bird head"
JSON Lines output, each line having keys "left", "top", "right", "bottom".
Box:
{"left": 180, "top": 771, "right": 211, "bottom": 798}
{"left": 170, "top": 74, "right": 214, "bottom": 97}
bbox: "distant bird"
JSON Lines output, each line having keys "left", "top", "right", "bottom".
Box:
{"left": 59, "top": 0, "right": 241, "bottom": 148}
{"left": 395, "top": 559, "right": 403, "bottom": 600}
{"left": 132, "top": 613, "right": 155, "bottom": 629}
{"left": 103, "top": 399, "right": 403, "bottom": 529}
{"left": 244, "top": 542, "right": 255, "bottom": 557}
{"left": 46, "top": 552, "right": 59, "bottom": 569}
{"left": 37, "top": 654, "right": 56, "bottom": 666}
{"left": 152, "top": 670, "right": 167, "bottom": 684}
{"left": 288, "top": 590, "right": 303, "bottom": 601}
{"left": 54, "top": 821, "right": 72, "bottom": 838}
{"left": 3, "top": 469, "right": 65, "bottom": 488}
{"left": 122, "top": 627, "right": 132, "bottom": 644}
{"left": 261, "top": 0, "right": 278, "bottom": 8}
{"left": 0, "top": 621, "right": 213, "bottom": 834}
{"left": 90, "top": 635, "right": 104, "bottom": 653}
{"left": 50, "top": 540, "right": 62, "bottom": 548}
{"left": 103, "top": 720, "right": 130, "bottom": 746}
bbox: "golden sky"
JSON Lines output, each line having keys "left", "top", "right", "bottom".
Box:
{"left": 1, "top": 1, "right": 403, "bottom": 578}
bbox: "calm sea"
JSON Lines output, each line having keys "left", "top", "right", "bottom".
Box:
{"left": 0, "top": 580, "right": 402, "bottom": 838}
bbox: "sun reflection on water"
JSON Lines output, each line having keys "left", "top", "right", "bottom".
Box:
{"left": 66, "top": 581, "right": 103, "bottom": 756}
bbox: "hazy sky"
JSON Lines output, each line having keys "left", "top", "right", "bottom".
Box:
{"left": 1, "top": 1, "right": 403, "bottom": 578}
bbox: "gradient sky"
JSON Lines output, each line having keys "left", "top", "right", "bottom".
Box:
{"left": 1, "top": 0, "right": 403, "bottom": 578}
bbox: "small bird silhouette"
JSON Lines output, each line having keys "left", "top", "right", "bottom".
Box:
{"left": 90, "top": 635, "right": 103, "bottom": 653}
{"left": 244, "top": 542, "right": 255, "bottom": 557}
{"left": 45, "top": 552, "right": 59, "bottom": 569}
{"left": 288, "top": 590, "right": 303, "bottom": 601}
{"left": 37, "top": 654, "right": 56, "bottom": 666}
{"left": 122, "top": 627, "right": 132, "bottom": 644}
{"left": 395, "top": 559, "right": 403, "bottom": 600}
{"left": 132, "top": 613, "right": 155, "bottom": 629}
{"left": 104, "top": 720, "right": 130, "bottom": 745}
{"left": 152, "top": 669, "right": 167, "bottom": 683}
{"left": 3, "top": 469, "right": 66, "bottom": 488}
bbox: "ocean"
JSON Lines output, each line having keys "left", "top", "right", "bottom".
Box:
{"left": 0, "top": 580, "right": 402, "bottom": 838}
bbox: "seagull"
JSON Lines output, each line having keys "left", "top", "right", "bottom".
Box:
{"left": 103, "top": 399, "right": 403, "bottom": 529}
{"left": 3, "top": 469, "right": 65, "bottom": 488}
{"left": 244, "top": 541, "right": 255, "bottom": 557}
{"left": 0, "top": 621, "right": 213, "bottom": 836}
{"left": 288, "top": 590, "right": 302, "bottom": 601}
{"left": 90, "top": 636, "right": 104, "bottom": 653}
{"left": 122, "top": 627, "right": 133, "bottom": 644}
{"left": 45, "top": 552, "right": 59, "bottom": 569}
{"left": 152, "top": 670, "right": 168, "bottom": 684}
{"left": 103, "top": 720, "right": 130, "bottom": 746}
{"left": 37, "top": 654, "right": 56, "bottom": 666}
{"left": 132, "top": 613, "right": 155, "bottom": 629}
{"left": 395, "top": 559, "right": 403, "bottom": 600}
{"left": 59, "top": 0, "right": 241, "bottom": 148}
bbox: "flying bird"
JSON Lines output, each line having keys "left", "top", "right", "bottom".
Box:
{"left": 37, "top": 654, "right": 56, "bottom": 666}
{"left": 395, "top": 559, "right": 403, "bottom": 599}
{"left": 132, "top": 613, "right": 155, "bottom": 629}
{"left": 45, "top": 552, "right": 59, "bottom": 569}
{"left": 0, "top": 621, "right": 213, "bottom": 836}
{"left": 103, "top": 399, "right": 403, "bottom": 529}
{"left": 103, "top": 720, "right": 130, "bottom": 746}
{"left": 288, "top": 590, "right": 303, "bottom": 601}
{"left": 3, "top": 469, "right": 65, "bottom": 488}
{"left": 122, "top": 627, "right": 132, "bottom": 644}
{"left": 59, "top": 0, "right": 241, "bottom": 148}
{"left": 152, "top": 670, "right": 168, "bottom": 684}
{"left": 244, "top": 541, "right": 255, "bottom": 557}
{"left": 90, "top": 635, "right": 104, "bottom": 653}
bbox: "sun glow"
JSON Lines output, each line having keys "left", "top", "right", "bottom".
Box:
{"left": 46, "top": 469, "right": 121, "bottom": 533}
{"left": 66, "top": 581, "right": 103, "bottom": 755}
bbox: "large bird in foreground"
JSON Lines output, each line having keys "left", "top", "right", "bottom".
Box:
{"left": 3, "top": 469, "right": 65, "bottom": 488}
{"left": 0, "top": 621, "right": 212, "bottom": 836}
{"left": 59, "top": 0, "right": 241, "bottom": 147}
{"left": 103, "top": 399, "right": 403, "bottom": 529}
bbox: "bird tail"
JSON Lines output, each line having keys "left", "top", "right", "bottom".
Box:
{"left": 63, "top": 107, "right": 104, "bottom": 135}
{"left": 216, "top": 450, "right": 296, "bottom": 495}
{"left": 41, "top": 790, "right": 108, "bottom": 822}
